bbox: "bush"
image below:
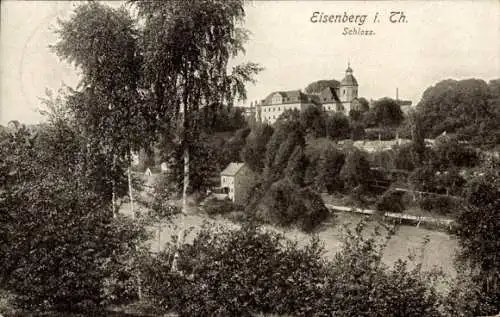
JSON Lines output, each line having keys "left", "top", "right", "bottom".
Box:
{"left": 418, "top": 195, "right": 458, "bottom": 215}
{"left": 203, "top": 197, "right": 236, "bottom": 216}
{"left": 375, "top": 189, "right": 405, "bottom": 213}
{"left": 142, "top": 224, "right": 326, "bottom": 317}
{"left": 142, "top": 221, "right": 444, "bottom": 317}
{"left": 260, "top": 178, "right": 330, "bottom": 232}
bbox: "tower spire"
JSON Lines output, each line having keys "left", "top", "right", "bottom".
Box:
{"left": 346, "top": 60, "right": 353, "bottom": 74}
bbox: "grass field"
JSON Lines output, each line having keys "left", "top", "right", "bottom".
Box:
{"left": 147, "top": 210, "right": 458, "bottom": 279}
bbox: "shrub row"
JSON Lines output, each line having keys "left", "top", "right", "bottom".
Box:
{"left": 141, "top": 222, "right": 444, "bottom": 317}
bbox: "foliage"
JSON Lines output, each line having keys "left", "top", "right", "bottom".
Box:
{"left": 409, "top": 165, "right": 466, "bottom": 197}
{"left": 364, "top": 97, "right": 404, "bottom": 129}
{"left": 350, "top": 121, "right": 366, "bottom": 140}
{"left": 416, "top": 78, "right": 500, "bottom": 145}
{"left": 284, "top": 145, "right": 308, "bottom": 186}
{"left": 418, "top": 196, "right": 458, "bottom": 215}
{"left": 339, "top": 148, "right": 372, "bottom": 190}
{"left": 201, "top": 105, "right": 248, "bottom": 133}
{"left": 142, "top": 221, "right": 444, "bottom": 317}
{"left": 0, "top": 123, "right": 148, "bottom": 312}
{"left": 300, "top": 104, "right": 327, "bottom": 138}
{"left": 165, "top": 135, "right": 219, "bottom": 195}
{"left": 219, "top": 127, "right": 250, "bottom": 168}
{"left": 326, "top": 112, "right": 351, "bottom": 140}
{"left": 263, "top": 110, "right": 305, "bottom": 185}
{"left": 348, "top": 109, "right": 363, "bottom": 121}
{"left": 356, "top": 97, "right": 370, "bottom": 112}
{"left": 133, "top": 0, "right": 262, "bottom": 212}
{"left": 304, "top": 79, "right": 340, "bottom": 94}
{"left": 52, "top": 1, "right": 150, "bottom": 169}
{"left": 394, "top": 143, "right": 419, "bottom": 171}
{"left": 451, "top": 177, "right": 500, "bottom": 315}
{"left": 150, "top": 174, "right": 182, "bottom": 220}
{"left": 241, "top": 124, "right": 274, "bottom": 173}
{"left": 203, "top": 197, "right": 236, "bottom": 216}
{"left": 260, "top": 178, "right": 330, "bottom": 232}
{"left": 314, "top": 144, "right": 346, "bottom": 193}
{"left": 375, "top": 189, "right": 405, "bottom": 213}
{"left": 432, "top": 135, "right": 479, "bottom": 168}
{"left": 408, "top": 166, "right": 438, "bottom": 193}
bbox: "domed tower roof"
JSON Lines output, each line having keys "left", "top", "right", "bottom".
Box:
{"left": 340, "top": 63, "right": 358, "bottom": 87}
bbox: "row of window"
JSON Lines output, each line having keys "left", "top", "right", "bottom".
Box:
{"left": 263, "top": 107, "right": 281, "bottom": 112}
{"left": 272, "top": 97, "right": 298, "bottom": 104}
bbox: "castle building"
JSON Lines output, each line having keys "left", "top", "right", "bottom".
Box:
{"left": 320, "top": 63, "right": 360, "bottom": 114}
{"left": 253, "top": 63, "right": 360, "bottom": 125}
{"left": 255, "top": 90, "right": 320, "bottom": 124}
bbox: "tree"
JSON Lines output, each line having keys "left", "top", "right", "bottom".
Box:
{"left": 284, "top": 145, "right": 308, "bottom": 186}
{"left": 263, "top": 110, "right": 305, "bottom": 185}
{"left": 366, "top": 97, "right": 404, "bottom": 131}
{"left": 315, "top": 144, "right": 345, "bottom": 193}
{"left": 304, "top": 79, "right": 340, "bottom": 94}
{"left": 300, "top": 104, "right": 327, "bottom": 138}
{"left": 219, "top": 127, "right": 250, "bottom": 168}
{"left": 133, "top": 0, "right": 262, "bottom": 216}
{"left": 433, "top": 134, "right": 479, "bottom": 169}
{"left": 261, "top": 178, "right": 329, "bottom": 232}
{"left": 449, "top": 176, "right": 500, "bottom": 316}
{"left": 416, "top": 78, "right": 500, "bottom": 145}
{"left": 165, "top": 136, "right": 220, "bottom": 196}
{"left": 241, "top": 124, "right": 274, "bottom": 173}
{"left": 52, "top": 2, "right": 149, "bottom": 217}
{"left": 0, "top": 119, "right": 147, "bottom": 312}
{"left": 326, "top": 112, "right": 350, "bottom": 140}
{"left": 357, "top": 97, "right": 370, "bottom": 112}
{"left": 339, "top": 148, "right": 372, "bottom": 190}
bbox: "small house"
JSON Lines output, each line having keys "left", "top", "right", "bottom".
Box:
{"left": 220, "top": 162, "right": 256, "bottom": 205}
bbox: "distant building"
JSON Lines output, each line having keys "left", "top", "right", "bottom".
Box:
{"left": 253, "top": 63, "right": 360, "bottom": 124}
{"left": 254, "top": 90, "right": 319, "bottom": 125}
{"left": 220, "top": 162, "right": 256, "bottom": 205}
{"left": 320, "top": 63, "right": 360, "bottom": 114}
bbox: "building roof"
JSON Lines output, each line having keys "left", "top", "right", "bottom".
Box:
{"left": 341, "top": 64, "right": 358, "bottom": 87}
{"left": 340, "top": 74, "right": 358, "bottom": 86}
{"left": 221, "top": 162, "right": 245, "bottom": 176}
{"left": 319, "top": 87, "right": 341, "bottom": 103}
{"left": 263, "top": 90, "right": 311, "bottom": 105}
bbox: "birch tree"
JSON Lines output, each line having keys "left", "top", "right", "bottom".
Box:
{"left": 52, "top": 2, "right": 152, "bottom": 216}
{"left": 133, "top": 0, "right": 261, "bottom": 253}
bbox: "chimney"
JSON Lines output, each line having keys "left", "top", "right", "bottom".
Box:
{"left": 396, "top": 88, "right": 399, "bottom": 101}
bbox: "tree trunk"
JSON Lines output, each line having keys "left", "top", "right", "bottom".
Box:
{"left": 182, "top": 146, "right": 189, "bottom": 215}
{"left": 171, "top": 146, "right": 189, "bottom": 273}
{"left": 128, "top": 166, "right": 134, "bottom": 219}
{"left": 112, "top": 154, "right": 117, "bottom": 217}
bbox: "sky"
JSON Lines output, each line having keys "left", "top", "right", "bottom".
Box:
{"left": 1, "top": 0, "right": 499, "bottom": 125}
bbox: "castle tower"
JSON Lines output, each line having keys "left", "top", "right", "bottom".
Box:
{"left": 340, "top": 62, "right": 358, "bottom": 103}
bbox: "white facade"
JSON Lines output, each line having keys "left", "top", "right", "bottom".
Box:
{"left": 220, "top": 163, "right": 256, "bottom": 205}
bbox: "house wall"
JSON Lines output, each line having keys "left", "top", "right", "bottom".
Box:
{"left": 233, "top": 166, "right": 257, "bottom": 205}
{"left": 221, "top": 175, "right": 235, "bottom": 201}
{"left": 261, "top": 102, "right": 312, "bottom": 124}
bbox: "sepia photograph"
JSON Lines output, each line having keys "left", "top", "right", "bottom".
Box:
{"left": 1, "top": 0, "right": 499, "bottom": 316}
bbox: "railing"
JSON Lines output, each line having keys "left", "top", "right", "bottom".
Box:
{"left": 324, "top": 203, "right": 455, "bottom": 230}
